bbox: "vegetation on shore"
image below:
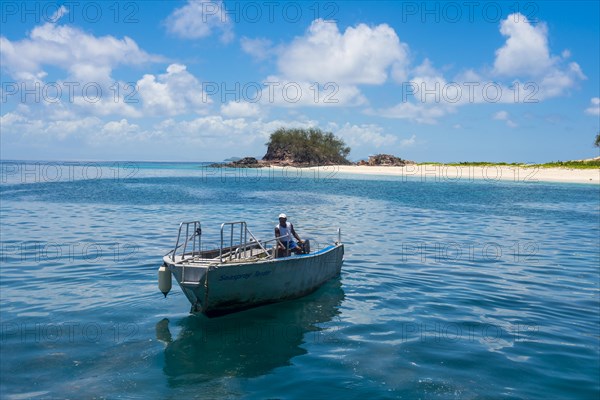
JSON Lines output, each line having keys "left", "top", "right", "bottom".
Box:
{"left": 532, "top": 160, "right": 600, "bottom": 169}
{"left": 418, "top": 162, "right": 523, "bottom": 167}
{"left": 213, "top": 130, "right": 599, "bottom": 170}
{"left": 212, "top": 158, "right": 600, "bottom": 170}
{"left": 263, "top": 128, "right": 351, "bottom": 165}
{"left": 417, "top": 160, "right": 600, "bottom": 169}
{"left": 358, "top": 154, "right": 414, "bottom": 166}
{"left": 419, "top": 133, "right": 600, "bottom": 169}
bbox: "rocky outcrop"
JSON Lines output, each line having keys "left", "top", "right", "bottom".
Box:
{"left": 232, "top": 157, "right": 261, "bottom": 167}
{"left": 357, "top": 154, "right": 415, "bottom": 166}
{"left": 261, "top": 147, "right": 297, "bottom": 166}
{"left": 261, "top": 128, "right": 352, "bottom": 166}
{"left": 209, "top": 157, "right": 264, "bottom": 168}
{"left": 261, "top": 144, "right": 352, "bottom": 166}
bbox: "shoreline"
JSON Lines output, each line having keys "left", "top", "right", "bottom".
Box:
{"left": 300, "top": 164, "right": 600, "bottom": 184}
{"left": 1, "top": 160, "right": 597, "bottom": 185}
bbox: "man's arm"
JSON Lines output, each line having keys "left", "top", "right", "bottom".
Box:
{"left": 275, "top": 227, "right": 285, "bottom": 249}
{"left": 290, "top": 224, "right": 303, "bottom": 243}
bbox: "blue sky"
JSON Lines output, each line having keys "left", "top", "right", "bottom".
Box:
{"left": 1, "top": 0, "right": 599, "bottom": 162}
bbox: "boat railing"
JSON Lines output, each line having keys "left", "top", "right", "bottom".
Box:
{"left": 167, "top": 221, "right": 342, "bottom": 264}
{"left": 170, "top": 221, "right": 202, "bottom": 262}
{"left": 219, "top": 221, "right": 269, "bottom": 263}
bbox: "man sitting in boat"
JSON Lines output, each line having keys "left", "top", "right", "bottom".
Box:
{"left": 275, "top": 213, "right": 305, "bottom": 256}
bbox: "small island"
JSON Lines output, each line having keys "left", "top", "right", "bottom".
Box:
{"left": 262, "top": 127, "right": 352, "bottom": 166}
{"left": 210, "top": 128, "right": 599, "bottom": 184}
{"left": 212, "top": 128, "right": 414, "bottom": 168}
{"left": 211, "top": 128, "right": 353, "bottom": 168}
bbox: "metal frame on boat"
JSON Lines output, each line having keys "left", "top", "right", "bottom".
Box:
{"left": 159, "top": 221, "right": 344, "bottom": 316}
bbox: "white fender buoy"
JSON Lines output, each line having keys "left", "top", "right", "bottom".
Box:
{"left": 158, "top": 263, "right": 172, "bottom": 297}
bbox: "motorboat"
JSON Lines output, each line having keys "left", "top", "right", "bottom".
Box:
{"left": 159, "top": 221, "right": 344, "bottom": 316}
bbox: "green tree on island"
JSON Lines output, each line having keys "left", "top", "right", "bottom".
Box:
{"left": 263, "top": 128, "right": 352, "bottom": 165}
{"left": 595, "top": 132, "right": 600, "bottom": 148}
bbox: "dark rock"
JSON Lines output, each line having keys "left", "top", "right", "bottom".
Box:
{"left": 233, "top": 157, "right": 259, "bottom": 166}
{"left": 363, "top": 154, "right": 415, "bottom": 166}
{"left": 208, "top": 157, "right": 263, "bottom": 168}
{"left": 262, "top": 146, "right": 317, "bottom": 166}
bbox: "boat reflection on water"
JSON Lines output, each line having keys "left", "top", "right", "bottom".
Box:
{"left": 156, "top": 279, "right": 345, "bottom": 385}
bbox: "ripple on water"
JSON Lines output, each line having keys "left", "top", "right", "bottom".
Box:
{"left": 1, "top": 173, "right": 598, "bottom": 399}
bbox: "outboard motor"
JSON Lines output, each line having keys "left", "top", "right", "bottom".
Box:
{"left": 301, "top": 239, "right": 310, "bottom": 254}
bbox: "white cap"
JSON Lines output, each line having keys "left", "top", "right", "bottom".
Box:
{"left": 278, "top": 213, "right": 287, "bottom": 219}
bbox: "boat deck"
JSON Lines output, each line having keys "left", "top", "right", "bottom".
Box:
{"left": 170, "top": 246, "right": 273, "bottom": 266}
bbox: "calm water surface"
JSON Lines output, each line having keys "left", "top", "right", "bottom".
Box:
{"left": 1, "top": 162, "right": 599, "bottom": 399}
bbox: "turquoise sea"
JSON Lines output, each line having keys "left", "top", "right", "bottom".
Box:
{"left": 1, "top": 161, "right": 599, "bottom": 399}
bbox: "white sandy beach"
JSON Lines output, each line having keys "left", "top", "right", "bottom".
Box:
{"left": 305, "top": 164, "right": 600, "bottom": 184}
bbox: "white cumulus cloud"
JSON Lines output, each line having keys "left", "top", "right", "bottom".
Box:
{"left": 370, "top": 102, "right": 455, "bottom": 125}
{"left": 492, "top": 13, "right": 585, "bottom": 99}
{"left": 101, "top": 119, "right": 141, "bottom": 136}
{"left": 137, "top": 64, "right": 211, "bottom": 116}
{"left": 331, "top": 122, "right": 397, "bottom": 149}
{"left": 0, "top": 21, "right": 158, "bottom": 83}
{"left": 277, "top": 19, "right": 409, "bottom": 85}
{"left": 240, "top": 19, "right": 409, "bottom": 108}
{"left": 257, "top": 76, "right": 367, "bottom": 107}
{"left": 240, "top": 37, "right": 274, "bottom": 61}
{"left": 585, "top": 97, "right": 600, "bottom": 116}
{"left": 0, "top": 111, "right": 101, "bottom": 140}
{"left": 493, "top": 14, "right": 553, "bottom": 77}
{"left": 493, "top": 110, "right": 518, "bottom": 128}
{"left": 221, "top": 101, "right": 262, "bottom": 118}
{"left": 372, "top": 13, "right": 586, "bottom": 125}
{"left": 165, "top": 0, "right": 233, "bottom": 43}
{"left": 400, "top": 134, "right": 417, "bottom": 147}
{"left": 493, "top": 111, "right": 509, "bottom": 120}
